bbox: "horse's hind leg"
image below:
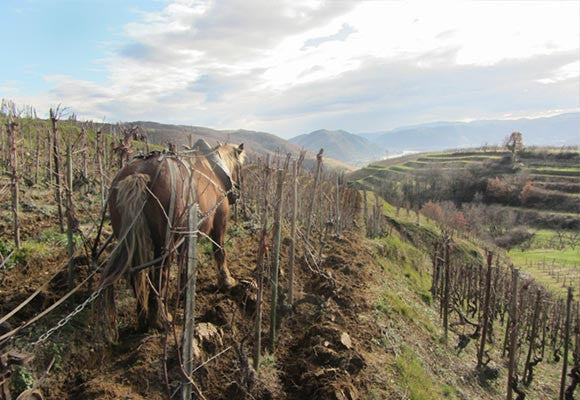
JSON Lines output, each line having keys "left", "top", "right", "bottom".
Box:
{"left": 210, "top": 225, "right": 236, "bottom": 289}
{"left": 130, "top": 270, "right": 150, "bottom": 332}
{"left": 146, "top": 248, "right": 169, "bottom": 331}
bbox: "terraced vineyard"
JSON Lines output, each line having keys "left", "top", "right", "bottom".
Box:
{"left": 349, "top": 147, "right": 580, "bottom": 297}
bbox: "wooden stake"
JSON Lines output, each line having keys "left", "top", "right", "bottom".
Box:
{"left": 477, "top": 252, "right": 493, "bottom": 368}
{"left": 559, "top": 286, "right": 574, "bottom": 400}
{"left": 50, "top": 108, "right": 64, "bottom": 232}
{"left": 288, "top": 160, "right": 298, "bottom": 305}
{"left": 66, "top": 142, "right": 75, "bottom": 290}
{"left": 182, "top": 204, "right": 199, "bottom": 400}
{"left": 523, "top": 289, "right": 542, "bottom": 385}
{"left": 443, "top": 237, "right": 450, "bottom": 343}
{"left": 304, "top": 149, "right": 323, "bottom": 247}
{"left": 253, "top": 160, "right": 271, "bottom": 369}
{"left": 7, "top": 116, "right": 20, "bottom": 248}
{"left": 507, "top": 268, "right": 519, "bottom": 400}
{"left": 269, "top": 169, "right": 285, "bottom": 351}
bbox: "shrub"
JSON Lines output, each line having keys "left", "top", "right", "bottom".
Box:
{"left": 494, "top": 228, "right": 535, "bottom": 251}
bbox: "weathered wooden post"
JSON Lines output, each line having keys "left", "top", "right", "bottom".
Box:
{"left": 335, "top": 173, "right": 341, "bottom": 234}
{"left": 363, "top": 190, "right": 369, "bottom": 237}
{"left": 65, "top": 142, "right": 75, "bottom": 290}
{"left": 288, "top": 160, "right": 298, "bottom": 305}
{"left": 80, "top": 126, "right": 88, "bottom": 183}
{"left": 34, "top": 124, "right": 41, "bottom": 185}
{"left": 50, "top": 107, "right": 64, "bottom": 232}
{"left": 559, "top": 286, "right": 574, "bottom": 400}
{"left": 477, "top": 252, "right": 493, "bottom": 368}
{"left": 304, "top": 149, "right": 323, "bottom": 247}
{"left": 7, "top": 115, "right": 20, "bottom": 248}
{"left": 507, "top": 268, "right": 519, "bottom": 400}
{"left": 254, "top": 160, "right": 271, "bottom": 369}
{"left": 443, "top": 237, "right": 450, "bottom": 343}
{"left": 96, "top": 129, "right": 106, "bottom": 209}
{"left": 430, "top": 242, "right": 440, "bottom": 298}
{"left": 182, "top": 203, "right": 199, "bottom": 400}
{"left": 523, "top": 289, "right": 542, "bottom": 385}
{"left": 270, "top": 169, "right": 285, "bottom": 351}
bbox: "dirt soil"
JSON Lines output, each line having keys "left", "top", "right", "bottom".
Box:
{"left": 2, "top": 210, "right": 386, "bottom": 400}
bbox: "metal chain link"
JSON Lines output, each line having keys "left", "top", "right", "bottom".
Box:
{"left": 30, "top": 287, "right": 103, "bottom": 348}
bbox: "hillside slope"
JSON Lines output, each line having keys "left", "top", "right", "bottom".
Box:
{"left": 0, "top": 179, "right": 563, "bottom": 399}
{"left": 290, "top": 129, "right": 383, "bottom": 166}
{"left": 135, "top": 121, "right": 354, "bottom": 170}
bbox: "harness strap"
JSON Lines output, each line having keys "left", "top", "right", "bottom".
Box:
{"left": 164, "top": 158, "right": 178, "bottom": 252}
{"left": 190, "top": 139, "right": 239, "bottom": 205}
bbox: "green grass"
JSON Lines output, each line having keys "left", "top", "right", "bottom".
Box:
{"left": 395, "top": 346, "right": 457, "bottom": 400}
{"left": 508, "top": 227, "right": 579, "bottom": 296}
{"left": 509, "top": 247, "right": 579, "bottom": 267}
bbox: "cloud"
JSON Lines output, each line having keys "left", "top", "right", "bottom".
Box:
{"left": 9, "top": 0, "right": 580, "bottom": 137}
{"left": 302, "top": 23, "right": 356, "bottom": 49}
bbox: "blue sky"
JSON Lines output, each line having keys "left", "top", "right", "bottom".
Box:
{"left": 1, "top": 0, "right": 579, "bottom": 137}
{"left": 0, "top": 0, "right": 163, "bottom": 95}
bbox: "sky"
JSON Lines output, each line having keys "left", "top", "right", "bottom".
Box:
{"left": 0, "top": 0, "right": 579, "bottom": 138}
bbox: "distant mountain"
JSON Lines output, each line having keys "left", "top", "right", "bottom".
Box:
{"left": 359, "top": 112, "right": 580, "bottom": 152}
{"left": 131, "top": 121, "right": 353, "bottom": 170}
{"left": 290, "top": 129, "right": 383, "bottom": 166}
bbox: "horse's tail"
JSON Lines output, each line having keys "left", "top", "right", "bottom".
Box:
{"left": 99, "top": 173, "right": 153, "bottom": 340}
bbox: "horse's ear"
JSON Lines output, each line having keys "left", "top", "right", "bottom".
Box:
{"left": 236, "top": 143, "right": 245, "bottom": 163}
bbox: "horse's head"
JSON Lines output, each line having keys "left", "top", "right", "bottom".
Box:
{"left": 215, "top": 143, "right": 245, "bottom": 203}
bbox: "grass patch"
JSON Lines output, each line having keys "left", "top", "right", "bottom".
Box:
{"left": 375, "top": 291, "right": 417, "bottom": 319}
{"left": 395, "top": 346, "right": 456, "bottom": 400}
{"left": 509, "top": 247, "right": 579, "bottom": 266}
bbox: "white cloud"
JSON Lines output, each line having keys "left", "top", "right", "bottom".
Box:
{"left": 537, "top": 60, "right": 580, "bottom": 84}
{"left": 9, "top": 0, "right": 580, "bottom": 135}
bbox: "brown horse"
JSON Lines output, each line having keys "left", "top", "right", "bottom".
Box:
{"left": 99, "top": 141, "right": 245, "bottom": 333}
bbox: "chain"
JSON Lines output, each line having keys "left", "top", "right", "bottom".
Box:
{"left": 30, "top": 287, "right": 103, "bottom": 348}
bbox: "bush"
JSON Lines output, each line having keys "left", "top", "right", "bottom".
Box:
{"left": 494, "top": 228, "right": 535, "bottom": 250}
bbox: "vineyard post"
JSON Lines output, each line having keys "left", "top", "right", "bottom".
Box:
{"left": 253, "top": 160, "right": 270, "bottom": 369}
{"left": 270, "top": 169, "right": 285, "bottom": 351}
{"left": 507, "top": 268, "right": 519, "bottom": 400}
{"left": 523, "top": 288, "right": 541, "bottom": 385}
{"left": 182, "top": 203, "right": 199, "bottom": 400}
{"left": 335, "top": 174, "right": 341, "bottom": 234}
{"left": 46, "top": 128, "right": 53, "bottom": 185}
{"left": 430, "top": 242, "right": 439, "bottom": 298}
{"left": 0, "top": 124, "right": 4, "bottom": 168}
{"left": 477, "top": 252, "right": 493, "bottom": 369}
{"left": 66, "top": 142, "right": 75, "bottom": 290}
{"left": 559, "top": 286, "right": 573, "bottom": 400}
{"left": 96, "top": 129, "right": 105, "bottom": 209}
{"left": 7, "top": 115, "right": 20, "bottom": 248}
{"left": 34, "top": 124, "right": 41, "bottom": 185}
{"left": 363, "top": 190, "right": 368, "bottom": 237}
{"left": 288, "top": 160, "right": 298, "bottom": 305}
{"left": 304, "top": 149, "right": 323, "bottom": 247}
{"left": 50, "top": 108, "right": 64, "bottom": 232}
{"left": 540, "top": 302, "right": 549, "bottom": 359}
{"left": 443, "top": 237, "right": 450, "bottom": 343}
{"left": 80, "top": 126, "right": 86, "bottom": 179}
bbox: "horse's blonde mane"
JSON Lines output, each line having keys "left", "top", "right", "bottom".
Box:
{"left": 216, "top": 144, "right": 245, "bottom": 172}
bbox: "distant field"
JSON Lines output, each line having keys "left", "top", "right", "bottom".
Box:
{"left": 509, "top": 228, "right": 579, "bottom": 296}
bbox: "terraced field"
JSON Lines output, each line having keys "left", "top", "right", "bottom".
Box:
{"left": 349, "top": 147, "right": 580, "bottom": 297}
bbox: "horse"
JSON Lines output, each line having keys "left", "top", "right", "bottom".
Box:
{"left": 99, "top": 140, "right": 245, "bottom": 334}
